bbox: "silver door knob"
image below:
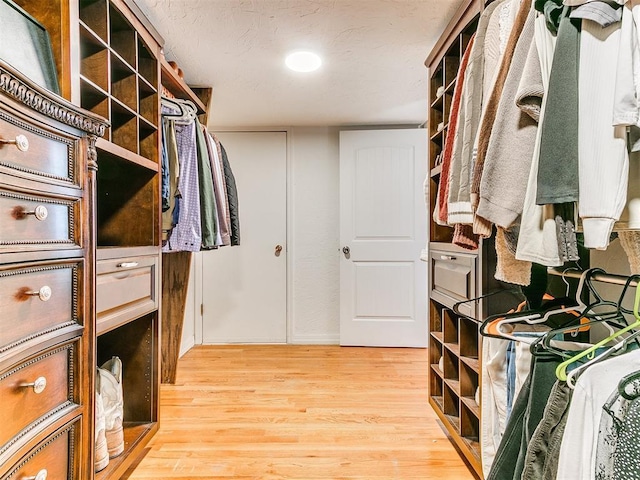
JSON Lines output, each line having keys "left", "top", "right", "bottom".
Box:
{"left": 275, "top": 245, "right": 283, "bottom": 256}
{"left": 342, "top": 246, "right": 350, "bottom": 256}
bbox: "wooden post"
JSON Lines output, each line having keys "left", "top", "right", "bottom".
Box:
{"left": 161, "top": 251, "right": 192, "bottom": 383}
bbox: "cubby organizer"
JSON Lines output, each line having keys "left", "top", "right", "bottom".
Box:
{"left": 79, "top": 0, "right": 160, "bottom": 166}
{"left": 429, "top": 306, "right": 481, "bottom": 461}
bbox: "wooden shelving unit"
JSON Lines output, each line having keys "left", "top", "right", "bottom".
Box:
{"left": 429, "top": 305, "right": 481, "bottom": 472}
{"left": 425, "top": 2, "right": 488, "bottom": 478}
{"left": 15, "top": 0, "right": 166, "bottom": 477}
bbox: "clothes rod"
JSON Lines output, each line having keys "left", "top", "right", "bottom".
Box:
{"left": 547, "top": 268, "right": 638, "bottom": 287}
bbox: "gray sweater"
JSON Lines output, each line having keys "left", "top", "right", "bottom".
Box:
{"left": 475, "top": 5, "right": 542, "bottom": 229}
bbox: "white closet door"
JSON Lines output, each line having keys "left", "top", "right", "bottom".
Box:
{"left": 201, "top": 131, "right": 287, "bottom": 343}
{"left": 339, "top": 129, "right": 428, "bottom": 347}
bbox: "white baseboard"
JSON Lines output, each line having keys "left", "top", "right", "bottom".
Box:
{"left": 289, "top": 333, "right": 340, "bottom": 345}
{"left": 179, "top": 337, "right": 196, "bottom": 358}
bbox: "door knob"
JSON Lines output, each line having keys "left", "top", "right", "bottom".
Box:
{"left": 275, "top": 244, "right": 283, "bottom": 256}
{"left": 342, "top": 246, "right": 350, "bottom": 256}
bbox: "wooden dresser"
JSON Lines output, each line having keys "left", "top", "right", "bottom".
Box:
{"left": 0, "top": 60, "right": 107, "bottom": 479}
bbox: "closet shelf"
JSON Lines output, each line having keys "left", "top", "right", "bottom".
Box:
{"left": 444, "top": 378, "right": 461, "bottom": 395}
{"left": 96, "top": 137, "right": 159, "bottom": 172}
{"left": 460, "top": 356, "right": 479, "bottom": 373}
{"left": 80, "top": 75, "right": 109, "bottom": 98}
{"left": 138, "top": 74, "right": 158, "bottom": 93}
{"left": 430, "top": 129, "right": 444, "bottom": 142}
{"left": 431, "top": 364, "right": 445, "bottom": 380}
{"left": 461, "top": 396, "right": 480, "bottom": 418}
{"left": 444, "top": 342, "right": 460, "bottom": 356}
{"left": 95, "top": 422, "right": 158, "bottom": 480}
{"left": 446, "top": 78, "right": 456, "bottom": 93}
{"left": 431, "top": 331, "right": 444, "bottom": 343}
{"left": 430, "top": 94, "right": 444, "bottom": 109}
{"left": 79, "top": 20, "right": 109, "bottom": 49}
{"left": 431, "top": 395, "right": 445, "bottom": 413}
{"left": 160, "top": 57, "right": 207, "bottom": 114}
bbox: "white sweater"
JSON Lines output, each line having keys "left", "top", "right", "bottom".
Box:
{"left": 578, "top": 19, "right": 629, "bottom": 250}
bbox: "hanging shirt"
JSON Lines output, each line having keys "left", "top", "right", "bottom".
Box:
{"left": 163, "top": 118, "right": 202, "bottom": 252}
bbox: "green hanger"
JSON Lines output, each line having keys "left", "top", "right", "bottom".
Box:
{"left": 555, "top": 275, "right": 640, "bottom": 381}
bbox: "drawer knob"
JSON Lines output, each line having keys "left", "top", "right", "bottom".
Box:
{"left": 0, "top": 134, "right": 29, "bottom": 152}
{"left": 20, "top": 376, "right": 47, "bottom": 394}
{"left": 26, "top": 205, "right": 49, "bottom": 221}
{"left": 26, "top": 285, "right": 52, "bottom": 302}
{"left": 117, "top": 262, "right": 139, "bottom": 268}
{"left": 22, "top": 469, "right": 47, "bottom": 480}
{"left": 14, "top": 205, "right": 48, "bottom": 221}
{"left": 439, "top": 255, "right": 457, "bottom": 261}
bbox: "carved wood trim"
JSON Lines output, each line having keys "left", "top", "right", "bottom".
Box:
{"left": 0, "top": 61, "right": 108, "bottom": 137}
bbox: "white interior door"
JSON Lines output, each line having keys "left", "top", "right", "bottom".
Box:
{"left": 201, "top": 131, "right": 287, "bottom": 343}
{"left": 340, "top": 129, "right": 427, "bottom": 347}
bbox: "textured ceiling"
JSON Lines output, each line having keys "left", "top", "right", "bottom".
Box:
{"left": 134, "top": 0, "right": 464, "bottom": 128}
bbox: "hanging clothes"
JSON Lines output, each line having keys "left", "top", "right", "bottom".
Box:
{"left": 160, "top": 98, "right": 240, "bottom": 252}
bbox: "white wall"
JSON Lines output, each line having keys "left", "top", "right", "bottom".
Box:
{"left": 288, "top": 127, "right": 341, "bottom": 343}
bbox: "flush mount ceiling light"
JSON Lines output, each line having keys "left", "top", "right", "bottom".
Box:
{"left": 285, "top": 51, "right": 322, "bottom": 72}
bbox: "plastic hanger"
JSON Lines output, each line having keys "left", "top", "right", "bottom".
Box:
{"left": 528, "top": 268, "right": 624, "bottom": 358}
{"left": 161, "top": 96, "right": 197, "bottom": 123}
{"left": 451, "top": 288, "right": 523, "bottom": 321}
{"left": 555, "top": 274, "right": 640, "bottom": 381}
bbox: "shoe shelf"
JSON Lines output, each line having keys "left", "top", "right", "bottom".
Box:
{"left": 96, "top": 313, "right": 159, "bottom": 479}
{"left": 429, "top": 301, "right": 482, "bottom": 473}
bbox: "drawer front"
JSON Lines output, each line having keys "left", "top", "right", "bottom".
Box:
{"left": 0, "top": 109, "right": 77, "bottom": 186}
{"left": 0, "top": 344, "right": 76, "bottom": 453}
{"left": 0, "top": 262, "right": 81, "bottom": 355}
{"left": 0, "top": 189, "right": 80, "bottom": 250}
{"left": 1, "top": 420, "right": 76, "bottom": 480}
{"left": 97, "top": 255, "right": 158, "bottom": 329}
{"left": 430, "top": 251, "right": 477, "bottom": 317}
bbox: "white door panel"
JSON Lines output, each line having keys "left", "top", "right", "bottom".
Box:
{"left": 201, "top": 131, "right": 287, "bottom": 344}
{"left": 340, "top": 129, "right": 427, "bottom": 347}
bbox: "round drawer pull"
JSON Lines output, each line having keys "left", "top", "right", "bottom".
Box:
{"left": 23, "top": 205, "right": 49, "bottom": 221}
{"left": 0, "top": 134, "right": 29, "bottom": 152}
{"left": 25, "top": 285, "right": 52, "bottom": 302}
{"left": 117, "top": 262, "right": 139, "bottom": 268}
{"left": 22, "top": 469, "right": 47, "bottom": 480}
{"left": 20, "top": 376, "right": 47, "bottom": 394}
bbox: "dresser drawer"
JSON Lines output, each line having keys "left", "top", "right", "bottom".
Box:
{"left": 430, "top": 250, "right": 477, "bottom": 318}
{"left": 0, "top": 188, "right": 80, "bottom": 251}
{"left": 0, "top": 108, "right": 77, "bottom": 187}
{"left": 0, "top": 343, "right": 77, "bottom": 454}
{"left": 1, "top": 420, "right": 77, "bottom": 480}
{"left": 97, "top": 254, "right": 159, "bottom": 332}
{"left": 0, "top": 261, "right": 82, "bottom": 356}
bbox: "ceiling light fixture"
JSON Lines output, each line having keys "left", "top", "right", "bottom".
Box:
{"left": 285, "top": 51, "right": 322, "bottom": 73}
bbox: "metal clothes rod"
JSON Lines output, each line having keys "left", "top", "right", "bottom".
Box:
{"left": 547, "top": 268, "right": 639, "bottom": 287}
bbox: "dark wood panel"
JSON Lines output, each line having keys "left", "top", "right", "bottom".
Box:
{"left": 160, "top": 251, "right": 191, "bottom": 384}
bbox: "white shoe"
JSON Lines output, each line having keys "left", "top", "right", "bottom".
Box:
{"left": 95, "top": 370, "right": 109, "bottom": 472}
{"left": 98, "top": 356, "right": 124, "bottom": 458}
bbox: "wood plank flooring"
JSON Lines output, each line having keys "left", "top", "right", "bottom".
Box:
{"left": 125, "top": 345, "right": 475, "bottom": 479}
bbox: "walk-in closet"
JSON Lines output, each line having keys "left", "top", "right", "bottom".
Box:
{"left": 0, "top": 0, "right": 639, "bottom": 479}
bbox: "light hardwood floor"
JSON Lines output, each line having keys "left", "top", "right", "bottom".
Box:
{"left": 125, "top": 345, "right": 476, "bottom": 480}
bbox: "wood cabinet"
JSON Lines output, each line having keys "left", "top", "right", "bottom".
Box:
{"left": 9, "top": 0, "right": 167, "bottom": 477}
{"left": 425, "top": 1, "right": 498, "bottom": 477}
{"left": 0, "top": 56, "right": 107, "bottom": 480}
